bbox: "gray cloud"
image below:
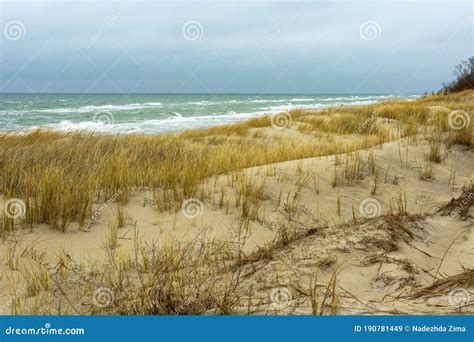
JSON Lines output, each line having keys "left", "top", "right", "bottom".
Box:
{"left": 0, "top": 1, "right": 471, "bottom": 93}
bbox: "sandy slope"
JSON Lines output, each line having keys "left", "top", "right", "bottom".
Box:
{"left": 0, "top": 133, "right": 472, "bottom": 314}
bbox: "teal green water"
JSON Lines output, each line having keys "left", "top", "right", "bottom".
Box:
{"left": 0, "top": 94, "right": 417, "bottom": 134}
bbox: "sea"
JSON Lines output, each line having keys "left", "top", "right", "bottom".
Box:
{"left": 0, "top": 94, "right": 418, "bottom": 134}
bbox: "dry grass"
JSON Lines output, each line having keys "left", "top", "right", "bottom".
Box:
{"left": 411, "top": 269, "right": 473, "bottom": 300}
{"left": 0, "top": 193, "right": 459, "bottom": 315}
{"left": 438, "top": 183, "right": 474, "bottom": 218}
{"left": 0, "top": 130, "right": 381, "bottom": 233}
{"left": 6, "top": 226, "right": 249, "bottom": 315}
{"left": 309, "top": 271, "right": 339, "bottom": 315}
{"left": 1, "top": 91, "right": 471, "bottom": 234}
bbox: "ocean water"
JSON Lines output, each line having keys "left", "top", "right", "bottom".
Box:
{"left": 0, "top": 94, "right": 418, "bottom": 134}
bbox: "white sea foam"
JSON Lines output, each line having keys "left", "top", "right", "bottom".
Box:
{"left": 34, "top": 102, "right": 163, "bottom": 114}
{"left": 48, "top": 110, "right": 268, "bottom": 134}
{"left": 1, "top": 95, "right": 418, "bottom": 134}
{"left": 259, "top": 99, "right": 378, "bottom": 113}
{"left": 185, "top": 98, "right": 316, "bottom": 106}
{"left": 247, "top": 98, "right": 315, "bottom": 104}
{"left": 44, "top": 99, "right": 371, "bottom": 134}
{"left": 187, "top": 101, "right": 212, "bottom": 105}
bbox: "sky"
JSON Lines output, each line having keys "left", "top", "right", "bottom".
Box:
{"left": 0, "top": 1, "right": 472, "bottom": 94}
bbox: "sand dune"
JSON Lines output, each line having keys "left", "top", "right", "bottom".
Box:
{"left": 0, "top": 91, "right": 472, "bottom": 315}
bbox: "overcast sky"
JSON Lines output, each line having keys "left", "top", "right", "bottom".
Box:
{"left": 0, "top": 1, "right": 472, "bottom": 94}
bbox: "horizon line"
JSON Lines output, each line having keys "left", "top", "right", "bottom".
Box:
{"left": 0, "top": 92, "right": 423, "bottom": 95}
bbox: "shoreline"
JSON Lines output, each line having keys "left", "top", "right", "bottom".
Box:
{"left": 0, "top": 94, "right": 419, "bottom": 136}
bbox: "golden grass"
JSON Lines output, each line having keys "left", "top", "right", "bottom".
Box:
{"left": 0, "top": 91, "right": 472, "bottom": 234}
